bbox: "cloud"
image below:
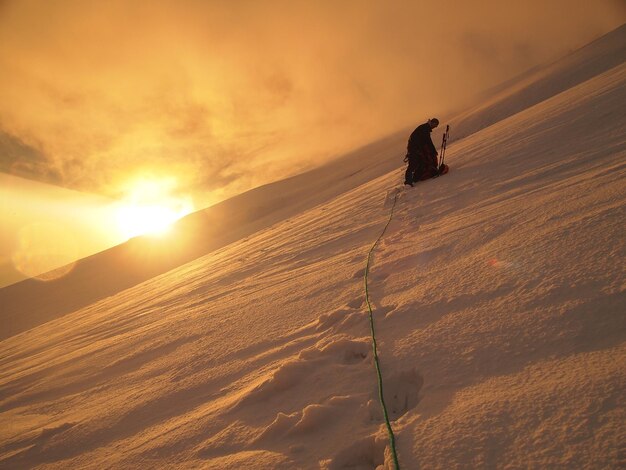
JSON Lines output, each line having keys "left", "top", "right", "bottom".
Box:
{"left": 0, "top": 131, "right": 63, "bottom": 183}
{"left": 0, "top": 0, "right": 624, "bottom": 206}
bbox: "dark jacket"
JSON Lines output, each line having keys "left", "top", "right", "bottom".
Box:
{"left": 407, "top": 122, "right": 437, "bottom": 156}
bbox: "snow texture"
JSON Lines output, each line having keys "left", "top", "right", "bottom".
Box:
{"left": 1, "top": 25, "right": 625, "bottom": 470}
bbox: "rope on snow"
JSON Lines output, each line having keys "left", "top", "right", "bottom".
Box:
{"left": 364, "top": 190, "right": 400, "bottom": 469}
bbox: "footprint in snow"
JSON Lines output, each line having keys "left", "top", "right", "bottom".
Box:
{"left": 233, "top": 336, "right": 370, "bottom": 407}
{"left": 324, "top": 433, "right": 389, "bottom": 470}
{"left": 257, "top": 395, "right": 362, "bottom": 441}
{"left": 382, "top": 368, "right": 423, "bottom": 420}
{"left": 316, "top": 305, "right": 367, "bottom": 333}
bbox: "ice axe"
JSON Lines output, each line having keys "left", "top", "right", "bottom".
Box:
{"left": 439, "top": 124, "right": 450, "bottom": 168}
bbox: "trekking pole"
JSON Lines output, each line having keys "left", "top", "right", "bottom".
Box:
{"left": 439, "top": 125, "right": 450, "bottom": 167}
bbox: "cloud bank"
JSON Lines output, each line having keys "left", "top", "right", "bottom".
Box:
{"left": 0, "top": 0, "right": 624, "bottom": 206}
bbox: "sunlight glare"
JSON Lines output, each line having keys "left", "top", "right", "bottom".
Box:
{"left": 116, "top": 177, "right": 194, "bottom": 240}
{"left": 12, "top": 222, "right": 78, "bottom": 281}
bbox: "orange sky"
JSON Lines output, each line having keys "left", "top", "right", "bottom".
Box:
{"left": 1, "top": 0, "right": 624, "bottom": 206}
{"left": 0, "top": 172, "right": 124, "bottom": 286}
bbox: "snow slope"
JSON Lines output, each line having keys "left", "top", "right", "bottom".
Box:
{"left": 0, "top": 130, "right": 406, "bottom": 340}
{"left": 1, "top": 28, "right": 625, "bottom": 469}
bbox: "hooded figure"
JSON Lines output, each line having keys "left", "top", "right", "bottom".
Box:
{"left": 404, "top": 118, "right": 439, "bottom": 186}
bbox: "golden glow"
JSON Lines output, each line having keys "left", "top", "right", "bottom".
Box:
{"left": 115, "top": 178, "right": 194, "bottom": 239}
{"left": 12, "top": 223, "right": 78, "bottom": 281}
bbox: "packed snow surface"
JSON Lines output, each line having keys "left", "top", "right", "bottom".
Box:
{"left": 1, "top": 28, "right": 625, "bottom": 469}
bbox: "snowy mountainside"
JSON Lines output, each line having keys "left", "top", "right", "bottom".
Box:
{"left": 1, "top": 31, "right": 625, "bottom": 469}
{"left": 0, "top": 130, "right": 405, "bottom": 340}
{"left": 450, "top": 23, "right": 626, "bottom": 141}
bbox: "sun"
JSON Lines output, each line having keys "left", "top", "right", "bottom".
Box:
{"left": 117, "top": 204, "right": 182, "bottom": 238}
{"left": 115, "top": 178, "right": 194, "bottom": 240}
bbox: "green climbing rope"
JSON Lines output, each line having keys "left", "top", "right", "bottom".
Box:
{"left": 364, "top": 191, "right": 400, "bottom": 469}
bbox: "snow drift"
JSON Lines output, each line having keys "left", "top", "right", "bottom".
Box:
{"left": 1, "top": 24, "right": 624, "bottom": 469}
